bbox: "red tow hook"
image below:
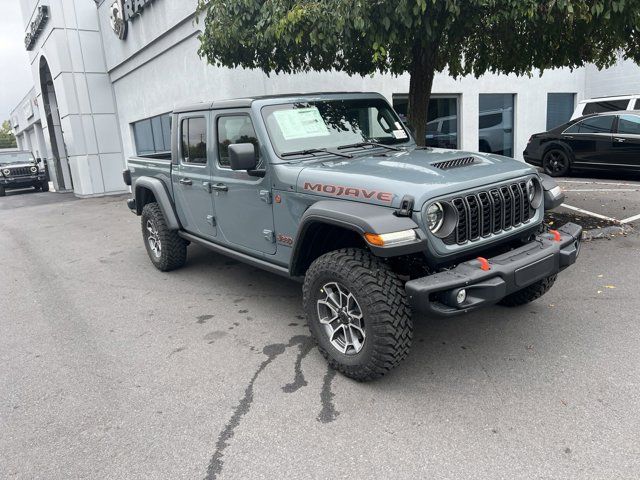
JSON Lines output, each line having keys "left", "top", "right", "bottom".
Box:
{"left": 476, "top": 257, "right": 491, "bottom": 271}
{"left": 549, "top": 229, "right": 562, "bottom": 242}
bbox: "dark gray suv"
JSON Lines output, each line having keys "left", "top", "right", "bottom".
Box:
{"left": 0, "top": 150, "right": 49, "bottom": 196}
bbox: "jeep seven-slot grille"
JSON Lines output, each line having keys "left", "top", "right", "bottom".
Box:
{"left": 8, "top": 167, "right": 32, "bottom": 176}
{"left": 443, "top": 181, "right": 532, "bottom": 245}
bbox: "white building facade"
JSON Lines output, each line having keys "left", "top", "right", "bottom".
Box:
{"left": 10, "top": 0, "right": 640, "bottom": 197}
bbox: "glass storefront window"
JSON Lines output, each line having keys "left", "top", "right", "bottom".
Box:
{"left": 479, "top": 94, "right": 514, "bottom": 157}
{"left": 393, "top": 95, "right": 459, "bottom": 149}
{"left": 547, "top": 93, "right": 576, "bottom": 130}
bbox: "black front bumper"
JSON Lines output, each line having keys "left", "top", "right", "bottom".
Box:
{"left": 406, "top": 223, "right": 582, "bottom": 316}
{"left": 1, "top": 174, "right": 46, "bottom": 188}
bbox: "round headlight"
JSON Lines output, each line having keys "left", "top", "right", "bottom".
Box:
{"left": 526, "top": 179, "right": 536, "bottom": 202}
{"left": 427, "top": 202, "right": 445, "bottom": 233}
{"left": 30, "top": 166, "right": 38, "bottom": 173}
{"left": 2, "top": 169, "right": 10, "bottom": 176}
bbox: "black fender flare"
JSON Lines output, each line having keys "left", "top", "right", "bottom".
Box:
{"left": 133, "top": 177, "right": 181, "bottom": 230}
{"left": 538, "top": 173, "right": 565, "bottom": 211}
{"left": 289, "top": 200, "right": 427, "bottom": 276}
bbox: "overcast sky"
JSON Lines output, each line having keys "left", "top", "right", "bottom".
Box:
{"left": 0, "top": 2, "right": 33, "bottom": 122}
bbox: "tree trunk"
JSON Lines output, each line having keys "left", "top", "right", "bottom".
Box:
{"left": 407, "top": 47, "right": 437, "bottom": 147}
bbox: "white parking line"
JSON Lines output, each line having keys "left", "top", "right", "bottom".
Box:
{"left": 559, "top": 203, "right": 621, "bottom": 223}
{"left": 621, "top": 213, "right": 640, "bottom": 225}
{"left": 557, "top": 180, "right": 640, "bottom": 187}
{"left": 563, "top": 189, "right": 639, "bottom": 192}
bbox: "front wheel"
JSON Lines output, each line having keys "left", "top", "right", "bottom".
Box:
{"left": 141, "top": 202, "right": 187, "bottom": 271}
{"left": 303, "top": 249, "right": 413, "bottom": 381}
{"left": 40, "top": 181, "right": 50, "bottom": 192}
{"left": 543, "top": 149, "right": 571, "bottom": 177}
{"left": 0, "top": 186, "right": 5, "bottom": 197}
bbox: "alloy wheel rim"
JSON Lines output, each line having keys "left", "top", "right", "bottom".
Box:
{"left": 546, "top": 151, "right": 567, "bottom": 174}
{"left": 316, "top": 282, "right": 365, "bottom": 355}
{"left": 146, "top": 220, "right": 161, "bottom": 258}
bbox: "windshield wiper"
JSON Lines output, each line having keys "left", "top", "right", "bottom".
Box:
{"left": 337, "top": 142, "right": 401, "bottom": 152}
{"left": 281, "top": 148, "right": 353, "bottom": 159}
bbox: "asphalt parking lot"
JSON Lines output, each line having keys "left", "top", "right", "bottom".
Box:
{"left": 1, "top": 181, "right": 639, "bottom": 480}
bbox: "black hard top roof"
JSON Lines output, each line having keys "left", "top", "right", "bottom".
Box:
{"left": 172, "top": 92, "right": 384, "bottom": 114}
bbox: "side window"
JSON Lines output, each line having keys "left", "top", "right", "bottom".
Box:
{"left": 181, "top": 117, "right": 207, "bottom": 165}
{"left": 217, "top": 116, "right": 259, "bottom": 168}
{"left": 582, "top": 100, "right": 628, "bottom": 115}
{"left": 617, "top": 115, "right": 640, "bottom": 135}
{"left": 566, "top": 116, "right": 614, "bottom": 134}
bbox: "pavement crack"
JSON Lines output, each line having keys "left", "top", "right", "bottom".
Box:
{"left": 282, "top": 335, "right": 315, "bottom": 393}
{"left": 317, "top": 367, "right": 339, "bottom": 424}
{"left": 204, "top": 343, "right": 286, "bottom": 480}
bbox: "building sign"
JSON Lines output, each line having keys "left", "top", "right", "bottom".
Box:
{"left": 24, "top": 5, "right": 49, "bottom": 51}
{"left": 109, "top": 0, "right": 157, "bottom": 40}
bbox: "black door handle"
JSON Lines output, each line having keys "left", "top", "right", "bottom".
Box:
{"left": 211, "top": 183, "right": 228, "bottom": 192}
{"left": 179, "top": 178, "right": 193, "bottom": 185}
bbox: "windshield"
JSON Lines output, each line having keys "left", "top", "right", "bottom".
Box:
{"left": 262, "top": 98, "right": 411, "bottom": 157}
{"left": 0, "top": 152, "right": 34, "bottom": 165}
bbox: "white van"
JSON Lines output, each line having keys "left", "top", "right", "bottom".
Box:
{"left": 571, "top": 95, "right": 640, "bottom": 119}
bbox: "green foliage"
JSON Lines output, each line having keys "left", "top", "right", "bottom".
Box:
{"left": 0, "top": 120, "right": 17, "bottom": 149}
{"left": 196, "top": 0, "right": 640, "bottom": 144}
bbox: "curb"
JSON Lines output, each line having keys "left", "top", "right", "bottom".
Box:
{"left": 582, "top": 224, "right": 634, "bottom": 241}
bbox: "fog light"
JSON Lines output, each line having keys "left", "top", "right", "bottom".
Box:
{"left": 456, "top": 289, "right": 467, "bottom": 305}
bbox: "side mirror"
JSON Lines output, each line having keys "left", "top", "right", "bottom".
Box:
{"left": 228, "top": 143, "right": 258, "bottom": 171}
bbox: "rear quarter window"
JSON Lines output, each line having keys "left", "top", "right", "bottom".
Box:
{"left": 582, "top": 100, "right": 629, "bottom": 115}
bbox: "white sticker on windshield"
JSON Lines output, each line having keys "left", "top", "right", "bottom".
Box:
{"left": 393, "top": 129, "right": 408, "bottom": 139}
{"left": 273, "top": 107, "right": 331, "bottom": 140}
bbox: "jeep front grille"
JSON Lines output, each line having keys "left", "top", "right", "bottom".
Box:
{"left": 8, "top": 167, "right": 32, "bottom": 176}
{"left": 443, "top": 181, "right": 532, "bottom": 245}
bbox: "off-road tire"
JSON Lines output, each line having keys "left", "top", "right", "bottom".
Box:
{"left": 499, "top": 274, "right": 557, "bottom": 307}
{"left": 0, "top": 186, "right": 5, "bottom": 197}
{"left": 41, "top": 181, "right": 50, "bottom": 192}
{"left": 303, "top": 248, "right": 413, "bottom": 381}
{"left": 141, "top": 202, "right": 187, "bottom": 272}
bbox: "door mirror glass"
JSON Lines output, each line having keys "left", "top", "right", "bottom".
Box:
{"left": 228, "top": 143, "right": 258, "bottom": 171}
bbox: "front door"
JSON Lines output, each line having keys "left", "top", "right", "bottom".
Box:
{"left": 210, "top": 112, "right": 276, "bottom": 254}
{"left": 612, "top": 114, "right": 640, "bottom": 170}
{"left": 172, "top": 114, "right": 217, "bottom": 240}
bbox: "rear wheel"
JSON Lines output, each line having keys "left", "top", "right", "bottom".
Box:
{"left": 303, "top": 248, "right": 413, "bottom": 381}
{"left": 499, "top": 275, "right": 557, "bottom": 307}
{"left": 543, "top": 149, "right": 571, "bottom": 177}
{"left": 141, "top": 202, "right": 187, "bottom": 271}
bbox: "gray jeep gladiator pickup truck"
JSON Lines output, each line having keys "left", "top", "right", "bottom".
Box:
{"left": 124, "top": 92, "right": 580, "bottom": 381}
{"left": 0, "top": 150, "right": 49, "bottom": 196}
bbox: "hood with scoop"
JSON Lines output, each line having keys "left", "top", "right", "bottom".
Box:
{"left": 296, "top": 148, "right": 536, "bottom": 209}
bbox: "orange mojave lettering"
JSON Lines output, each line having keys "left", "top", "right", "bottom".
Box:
{"left": 303, "top": 182, "right": 394, "bottom": 203}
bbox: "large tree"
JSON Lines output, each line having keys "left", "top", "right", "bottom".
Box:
{"left": 196, "top": 0, "right": 640, "bottom": 145}
{"left": 0, "top": 120, "right": 17, "bottom": 149}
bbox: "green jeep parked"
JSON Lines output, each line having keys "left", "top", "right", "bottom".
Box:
{"left": 124, "top": 92, "right": 580, "bottom": 381}
{"left": 0, "top": 150, "right": 49, "bottom": 196}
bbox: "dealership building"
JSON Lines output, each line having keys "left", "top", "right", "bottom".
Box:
{"left": 9, "top": 0, "right": 640, "bottom": 197}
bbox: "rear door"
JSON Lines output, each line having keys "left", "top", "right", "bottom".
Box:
{"left": 172, "top": 113, "right": 217, "bottom": 239}
{"left": 612, "top": 114, "right": 640, "bottom": 170}
{"left": 210, "top": 111, "right": 276, "bottom": 254}
{"left": 562, "top": 115, "right": 615, "bottom": 167}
